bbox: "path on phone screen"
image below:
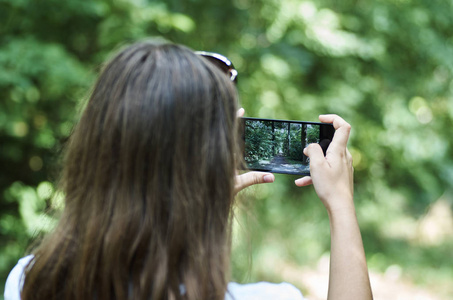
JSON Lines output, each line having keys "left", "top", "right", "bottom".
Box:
{"left": 266, "top": 154, "right": 309, "bottom": 174}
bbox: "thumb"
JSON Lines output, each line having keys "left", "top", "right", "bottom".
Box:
{"left": 304, "top": 143, "right": 326, "bottom": 169}
{"left": 235, "top": 172, "right": 275, "bottom": 194}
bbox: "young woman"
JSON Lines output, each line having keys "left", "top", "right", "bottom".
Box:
{"left": 4, "top": 40, "right": 373, "bottom": 300}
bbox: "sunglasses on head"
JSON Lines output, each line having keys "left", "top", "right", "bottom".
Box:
{"left": 195, "top": 51, "right": 238, "bottom": 84}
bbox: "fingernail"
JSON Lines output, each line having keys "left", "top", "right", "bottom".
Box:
{"left": 263, "top": 174, "right": 274, "bottom": 183}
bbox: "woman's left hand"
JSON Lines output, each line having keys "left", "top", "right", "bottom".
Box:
{"left": 235, "top": 108, "right": 275, "bottom": 194}
{"left": 235, "top": 171, "right": 275, "bottom": 194}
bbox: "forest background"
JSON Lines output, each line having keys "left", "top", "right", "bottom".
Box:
{"left": 1, "top": 0, "right": 452, "bottom": 299}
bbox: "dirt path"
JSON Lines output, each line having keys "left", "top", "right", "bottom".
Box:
{"left": 264, "top": 155, "right": 308, "bottom": 174}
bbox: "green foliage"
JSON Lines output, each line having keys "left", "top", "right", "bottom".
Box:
{"left": 288, "top": 125, "right": 303, "bottom": 160}
{"left": 305, "top": 125, "right": 319, "bottom": 144}
{"left": 245, "top": 121, "right": 275, "bottom": 162}
{"left": 1, "top": 0, "right": 453, "bottom": 298}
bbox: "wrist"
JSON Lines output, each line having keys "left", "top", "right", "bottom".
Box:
{"left": 321, "top": 193, "right": 354, "bottom": 211}
{"left": 326, "top": 202, "right": 360, "bottom": 234}
{"left": 324, "top": 198, "right": 356, "bottom": 219}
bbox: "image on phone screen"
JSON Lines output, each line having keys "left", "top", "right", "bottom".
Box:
{"left": 241, "top": 117, "right": 335, "bottom": 175}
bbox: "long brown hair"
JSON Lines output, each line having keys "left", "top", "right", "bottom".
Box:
{"left": 22, "top": 40, "right": 239, "bottom": 300}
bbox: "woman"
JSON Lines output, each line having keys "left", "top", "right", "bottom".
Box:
{"left": 5, "top": 40, "right": 372, "bottom": 300}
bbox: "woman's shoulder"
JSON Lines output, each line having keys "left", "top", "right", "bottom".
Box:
{"left": 4, "top": 255, "right": 34, "bottom": 300}
{"left": 226, "top": 281, "right": 305, "bottom": 300}
{"left": 4, "top": 257, "right": 306, "bottom": 300}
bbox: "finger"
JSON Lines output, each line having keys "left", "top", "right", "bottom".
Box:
{"left": 235, "top": 171, "right": 274, "bottom": 193}
{"left": 318, "top": 114, "right": 348, "bottom": 130}
{"left": 295, "top": 176, "right": 312, "bottom": 187}
{"left": 319, "top": 114, "right": 351, "bottom": 152}
{"left": 236, "top": 108, "right": 245, "bottom": 118}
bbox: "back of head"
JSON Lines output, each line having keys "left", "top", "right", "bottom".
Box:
{"left": 22, "top": 41, "right": 239, "bottom": 300}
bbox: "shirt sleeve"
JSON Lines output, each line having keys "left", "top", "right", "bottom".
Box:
{"left": 225, "top": 281, "right": 305, "bottom": 300}
{"left": 4, "top": 255, "right": 34, "bottom": 300}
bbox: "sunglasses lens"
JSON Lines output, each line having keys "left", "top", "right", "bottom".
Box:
{"left": 204, "top": 56, "right": 231, "bottom": 74}
{"left": 196, "top": 51, "right": 238, "bottom": 84}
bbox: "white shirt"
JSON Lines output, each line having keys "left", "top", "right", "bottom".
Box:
{"left": 5, "top": 256, "right": 305, "bottom": 300}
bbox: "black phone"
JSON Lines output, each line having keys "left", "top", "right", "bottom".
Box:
{"left": 240, "top": 117, "right": 335, "bottom": 175}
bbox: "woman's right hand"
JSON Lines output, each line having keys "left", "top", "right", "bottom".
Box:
{"left": 296, "top": 115, "right": 373, "bottom": 300}
{"left": 294, "top": 114, "right": 354, "bottom": 213}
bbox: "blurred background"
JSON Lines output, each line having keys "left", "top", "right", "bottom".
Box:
{"left": 1, "top": 0, "right": 452, "bottom": 299}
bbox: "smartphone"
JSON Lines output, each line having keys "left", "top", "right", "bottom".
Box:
{"left": 240, "top": 117, "right": 335, "bottom": 175}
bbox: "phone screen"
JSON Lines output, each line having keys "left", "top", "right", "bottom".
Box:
{"left": 240, "top": 117, "right": 335, "bottom": 175}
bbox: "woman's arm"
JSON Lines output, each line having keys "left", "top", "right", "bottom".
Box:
{"left": 295, "top": 114, "right": 373, "bottom": 300}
